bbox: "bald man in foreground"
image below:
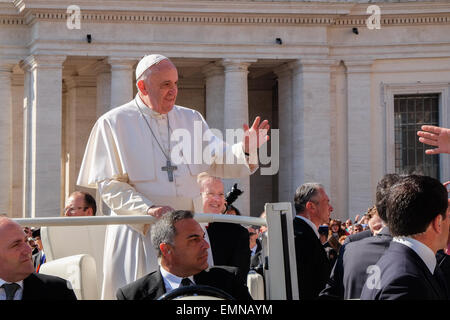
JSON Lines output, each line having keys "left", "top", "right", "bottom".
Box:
{"left": 0, "top": 217, "right": 77, "bottom": 300}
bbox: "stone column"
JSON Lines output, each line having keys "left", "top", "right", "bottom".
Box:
{"left": 94, "top": 61, "right": 112, "bottom": 215}
{"left": 203, "top": 63, "right": 225, "bottom": 135}
{"left": 345, "top": 60, "right": 373, "bottom": 219}
{"left": 21, "top": 55, "right": 66, "bottom": 217}
{"left": 0, "top": 60, "right": 15, "bottom": 216}
{"left": 330, "top": 62, "right": 349, "bottom": 222}
{"left": 274, "top": 64, "right": 293, "bottom": 203}
{"left": 222, "top": 59, "right": 256, "bottom": 216}
{"left": 64, "top": 76, "right": 97, "bottom": 200}
{"left": 95, "top": 60, "right": 111, "bottom": 117}
{"left": 11, "top": 72, "right": 24, "bottom": 218}
{"left": 107, "top": 57, "right": 136, "bottom": 108}
{"left": 290, "top": 59, "right": 334, "bottom": 197}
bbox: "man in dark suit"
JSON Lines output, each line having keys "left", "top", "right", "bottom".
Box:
{"left": 0, "top": 217, "right": 77, "bottom": 300}
{"left": 116, "top": 210, "right": 252, "bottom": 300}
{"left": 197, "top": 173, "right": 250, "bottom": 284}
{"left": 320, "top": 173, "right": 401, "bottom": 300}
{"left": 293, "top": 183, "right": 333, "bottom": 299}
{"left": 361, "top": 175, "right": 450, "bottom": 300}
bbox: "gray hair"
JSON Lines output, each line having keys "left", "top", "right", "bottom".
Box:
{"left": 150, "top": 210, "right": 194, "bottom": 257}
{"left": 294, "top": 182, "right": 324, "bottom": 214}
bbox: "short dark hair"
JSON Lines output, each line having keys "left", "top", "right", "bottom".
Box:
{"left": 83, "top": 192, "right": 97, "bottom": 216}
{"left": 294, "top": 183, "right": 324, "bottom": 214}
{"left": 375, "top": 173, "right": 401, "bottom": 222}
{"left": 386, "top": 175, "right": 448, "bottom": 237}
{"left": 150, "top": 210, "right": 194, "bottom": 257}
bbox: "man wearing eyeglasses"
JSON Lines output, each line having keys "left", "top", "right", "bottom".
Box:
{"left": 197, "top": 172, "right": 250, "bottom": 285}
{"left": 64, "top": 191, "right": 97, "bottom": 217}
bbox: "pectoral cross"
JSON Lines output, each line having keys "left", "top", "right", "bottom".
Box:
{"left": 161, "top": 160, "right": 178, "bottom": 182}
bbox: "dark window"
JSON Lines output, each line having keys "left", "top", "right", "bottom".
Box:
{"left": 394, "top": 94, "right": 440, "bottom": 178}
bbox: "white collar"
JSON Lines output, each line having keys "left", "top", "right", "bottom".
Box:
{"left": 296, "top": 215, "right": 320, "bottom": 239}
{"left": 250, "top": 244, "right": 257, "bottom": 256}
{"left": 393, "top": 236, "right": 437, "bottom": 274}
{"left": 135, "top": 94, "right": 168, "bottom": 119}
{"left": 160, "top": 266, "right": 195, "bottom": 291}
{"left": 0, "top": 278, "right": 24, "bottom": 290}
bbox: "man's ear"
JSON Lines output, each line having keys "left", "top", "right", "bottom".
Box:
{"left": 305, "top": 201, "right": 315, "bottom": 211}
{"left": 160, "top": 243, "right": 171, "bottom": 257}
{"left": 137, "top": 79, "right": 147, "bottom": 95}
{"left": 86, "top": 208, "right": 94, "bottom": 216}
{"left": 432, "top": 214, "right": 444, "bottom": 234}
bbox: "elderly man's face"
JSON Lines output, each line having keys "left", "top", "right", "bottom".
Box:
{"left": 313, "top": 189, "right": 333, "bottom": 225}
{"left": 0, "top": 220, "right": 34, "bottom": 282}
{"left": 145, "top": 60, "right": 178, "bottom": 114}
{"left": 201, "top": 178, "right": 226, "bottom": 214}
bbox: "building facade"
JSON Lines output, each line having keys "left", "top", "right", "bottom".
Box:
{"left": 1, "top": 0, "right": 449, "bottom": 221}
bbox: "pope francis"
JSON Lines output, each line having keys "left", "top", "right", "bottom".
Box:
{"left": 77, "top": 54, "right": 270, "bottom": 299}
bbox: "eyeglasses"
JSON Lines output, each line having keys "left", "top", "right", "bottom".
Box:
{"left": 201, "top": 192, "right": 225, "bottom": 199}
{"left": 65, "top": 206, "right": 88, "bottom": 213}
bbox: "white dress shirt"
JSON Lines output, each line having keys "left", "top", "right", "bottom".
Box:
{"left": 160, "top": 266, "right": 196, "bottom": 293}
{"left": 0, "top": 278, "right": 24, "bottom": 300}
{"left": 393, "top": 236, "right": 437, "bottom": 274}
{"left": 296, "top": 215, "right": 320, "bottom": 239}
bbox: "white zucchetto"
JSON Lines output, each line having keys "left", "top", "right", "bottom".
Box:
{"left": 135, "top": 54, "right": 169, "bottom": 80}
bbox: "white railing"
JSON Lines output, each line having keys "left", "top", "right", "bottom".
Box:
{"left": 13, "top": 203, "right": 298, "bottom": 300}
{"left": 13, "top": 213, "right": 267, "bottom": 227}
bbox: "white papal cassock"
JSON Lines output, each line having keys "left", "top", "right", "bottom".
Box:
{"left": 77, "top": 94, "right": 256, "bottom": 299}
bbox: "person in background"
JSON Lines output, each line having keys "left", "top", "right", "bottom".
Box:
{"left": 31, "top": 228, "right": 46, "bottom": 273}
{"left": 64, "top": 191, "right": 96, "bottom": 217}
{"left": 198, "top": 172, "right": 250, "bottom": 284}
{"left": 293, "top": 182, "right": 333, "bottom": 299}
{"left": 352, "top": 224, "right": 363, "bottom": 234}
{"left": 361, "top": 174, "right": 449, "bottom": 300}
{"left": 318, "top": 225, "right": 330, "bottom": 246}
{"left": 344, "top": 219, "right": 353, "bottom": 235}
{"left": 320, "top": 173, "right": 401, "bottom": 300}
{"left": 367, "top": 206, "right": 383, "bottom": 236}
{"left": 327, "top": 220, "right": 346, "bottom": 252}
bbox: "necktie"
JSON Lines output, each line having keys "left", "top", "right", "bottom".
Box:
{"left": 2, "top": 283, "right": 20, "bottom": 300}
{"left": 180, "top": 277, "right": 194, "bottom": 287}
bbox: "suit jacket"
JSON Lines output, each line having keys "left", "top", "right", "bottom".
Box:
{"left": 320, "top": 226, "right": 392, "bottom": 300}
{"left": 343, "top": 229, "right": 372, "bottom": 244}
{"left": 116, "top": 266, "right": 253, "bottom": 300}
{"left": 436, "top": 249, "right": 450, "bottom": 296}
{"left": 207, "top": 222, "right": 250, "bottom": 284}
{"left": 22, "top": 273, "right": 77, "bottom": 301}
{"left": 250, "top": 239, "right": 263, "bottom": 270}
{"left": 360, "top": 241, "right": 448, "bottom": 300}
{"left": 293, "top": 217, "right": 331, "bottom": 300}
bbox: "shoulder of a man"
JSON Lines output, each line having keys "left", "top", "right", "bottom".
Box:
{"left": 199, "top": 266, "right": 244, "bottom": 284}
{"left": 171, "top": 105, "right": 203, "bottom": 121}
{"left": 343, "top": 230, "right": 372, "bottom": 244}
{"left": 98, "top": 100, "right": 140, "bottom": 125}
{"left": 24, "top": 273, "right": 77, "bottom": 300}
{"left": 116, "top": 270, "right": 160, "bottom": 300}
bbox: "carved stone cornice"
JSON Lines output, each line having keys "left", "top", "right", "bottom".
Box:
{"left": 4, "top": 1, "right": 450, "bottom": 27}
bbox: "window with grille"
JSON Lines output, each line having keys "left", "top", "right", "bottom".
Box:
{"left": 394, "top": 93, "right": 440, "bottom": 179}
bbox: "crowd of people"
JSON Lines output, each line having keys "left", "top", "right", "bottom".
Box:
{"left": 1, "top": 53, "right": 450, "bottom": 301}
